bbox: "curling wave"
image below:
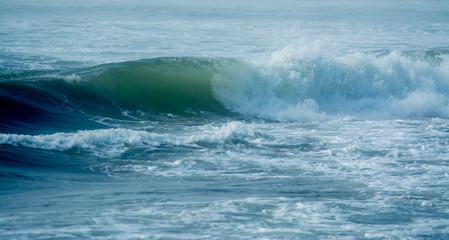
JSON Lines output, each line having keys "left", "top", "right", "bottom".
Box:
{"left": 1, "top": 50, "right": 448, "bottom": 128}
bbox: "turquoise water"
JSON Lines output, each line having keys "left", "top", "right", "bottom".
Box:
{"left": 1, "top": 0, "right": 449, "bottom": 239}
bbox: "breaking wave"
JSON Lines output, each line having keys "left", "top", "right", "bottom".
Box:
{"left": 1, "top": 48, "right": 448, "bottom": 126}
{"left": 212, "top": 46, "right": 449, "bottom": 120}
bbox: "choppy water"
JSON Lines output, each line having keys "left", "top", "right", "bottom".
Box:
{"left": 1, "top": 0, "right": 449, "bottom": 239}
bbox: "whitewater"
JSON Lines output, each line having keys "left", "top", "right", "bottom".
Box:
{"left": 1, "top": 0, "right": 448, "bottom": 239}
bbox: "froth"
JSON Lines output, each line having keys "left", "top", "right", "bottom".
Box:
{"left": 0, "top": 129, "right": 165, "bottom": 157}
{"left": 0, "top": 122, "right": 257, "bottom": 157}
{"left": 212, "top": 42, "right": 449, "bottom": 121}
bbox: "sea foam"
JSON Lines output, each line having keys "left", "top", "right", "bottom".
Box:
{"left": 212, "top": 42, "right": 449, "bottom": 120}
{"left": 0, "top": 122, "right": 257, "bottom": 157}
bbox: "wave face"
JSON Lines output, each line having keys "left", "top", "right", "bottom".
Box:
{"left": 1, "top": 50, "right": 449, "bottom": 129}
{"left": 0, "top": 58, "right": 233, "bottom": 132}
{"left": 87, "top": 58, "right": 230, "bottom": 114}
{"left": 1, "top": 57, "right": 231, "bottom": 114}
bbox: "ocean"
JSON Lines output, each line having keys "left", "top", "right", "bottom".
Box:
{"left": 1, "top": 0, "right": 448, "bottom": 239}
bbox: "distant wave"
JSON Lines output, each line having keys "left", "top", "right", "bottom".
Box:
{"left": 1, "top": 50, "right": 448, "bottom": 128}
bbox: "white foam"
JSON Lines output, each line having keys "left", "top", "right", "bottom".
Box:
{"left": 0, "top": 122, "right": 258, "bottom": 156}
{"left": 192, "top": 121, "right": 256, "bottom": 143}
{"left": 0, "top": 129, "right": 166, "bottom": 156}
{"left": 212, "top": 42, "right": 449, "bottom": 121}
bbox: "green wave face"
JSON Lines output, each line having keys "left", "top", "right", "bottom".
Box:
{"left": 88, "top": 57, "right": 232, "bottom": 114}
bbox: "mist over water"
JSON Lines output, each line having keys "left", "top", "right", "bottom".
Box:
{"left": 1, "top": 0, "right": 449, "bottom": 239}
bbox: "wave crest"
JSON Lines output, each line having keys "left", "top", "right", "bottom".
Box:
{"left": 211, "top": 45, "right": 449, "bottom": 120}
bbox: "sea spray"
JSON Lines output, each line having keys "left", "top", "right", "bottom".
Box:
{"left": 212, "top": 43, "right": 449, "bottom": 120}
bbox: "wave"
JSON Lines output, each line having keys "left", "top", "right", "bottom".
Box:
{"left": 0, "top": 122, "right": 256, "bottom": 157}
{"left": 1, "top": 49, "right": 449, "bottom": 127}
